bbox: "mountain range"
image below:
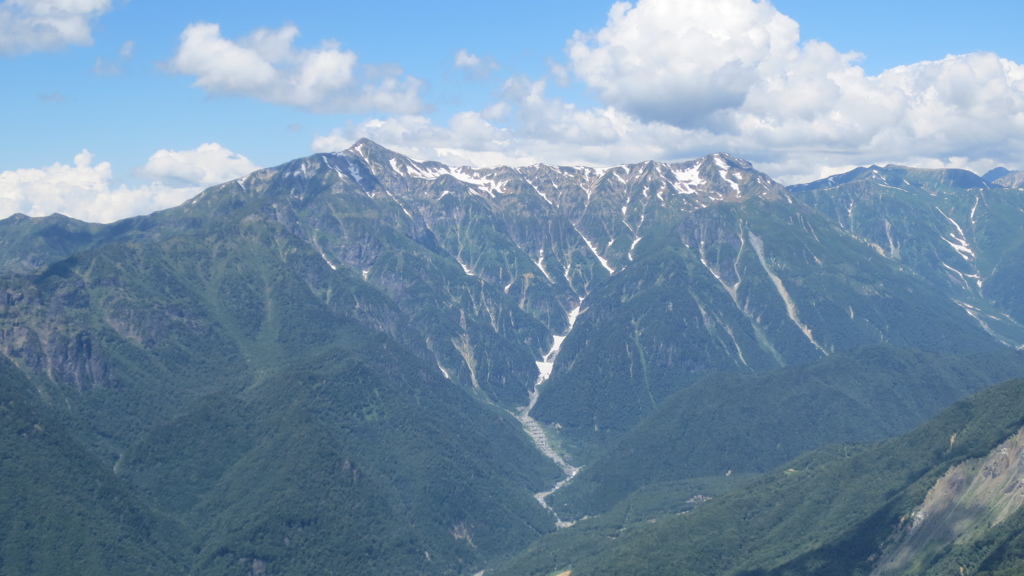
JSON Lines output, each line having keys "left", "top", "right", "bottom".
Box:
{"left": 2, "top": 139, "right": 1024, "bottom": 575}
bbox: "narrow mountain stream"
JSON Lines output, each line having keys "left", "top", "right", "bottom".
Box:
{"left": 515, "top": 301, "right": 583, "bottom": 528}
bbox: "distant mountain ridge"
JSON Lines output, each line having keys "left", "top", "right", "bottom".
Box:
{"left": 3, "top": 141, "right": 1021, "bottom": 445}
{"left": 3, "top": 140, "right": 1024, "bottom": 574}
{"left": 3, "top": 142, "right": 1022, "bottom": 441}
{"left": 790, "top": 163, "right": 1024, "bottom": 346}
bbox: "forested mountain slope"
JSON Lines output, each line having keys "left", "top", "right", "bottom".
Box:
{"left": 790, "top": 165, "right": 1024, "bottom": 345}
{"left": 494, "top": 378, "right": 1024, "bottom": 576}
{"left": 1, "top": 140, "right": 1023, "bottom": 574}
{"left": 0, "top": 354, "right": 186, "bottom": 575}
{"left": 0, "top": 176, "right": 563, "bottom": 574}
{"left": 549, "top": 345, "right": 1024, "bottom": 520}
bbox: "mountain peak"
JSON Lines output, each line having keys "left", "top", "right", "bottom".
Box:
{"left": 346, "top": 137, "right": 402, "bottom": 161}
{"left": 349, "top": 137, "right": 386, "bottom": 151}
{"left": 983, "top": 167, "right": 1012, "bottom": 182}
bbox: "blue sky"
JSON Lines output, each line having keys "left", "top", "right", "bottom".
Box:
{"left": 3, "top": 0, "right": 1024, "bottom": 222}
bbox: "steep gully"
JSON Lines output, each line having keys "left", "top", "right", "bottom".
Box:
{"left": 515, "top": 301, "right": 583, "bottom": 528}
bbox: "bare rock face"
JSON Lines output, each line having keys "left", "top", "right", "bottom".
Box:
{"left": 993, "top": 169, "right": 1024, "bottom": 189}
{"left": 872, "top": 426, "right": 1024, "bottom": 575}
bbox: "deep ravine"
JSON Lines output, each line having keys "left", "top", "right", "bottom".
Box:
{"left": 515, "top": 301, "right": 583, "bottom": 528}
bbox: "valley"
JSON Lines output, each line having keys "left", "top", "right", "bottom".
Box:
{"left": 515, "top": 301, "right": 583, "bottom": 525}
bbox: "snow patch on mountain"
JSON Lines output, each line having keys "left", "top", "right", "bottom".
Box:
{"left": 714, "top": 155, "right": 741, "bottom": 195}
{"left": 574, "top": 225, "right": 615, "bottom": 274}
{"left": 672, "top": 163, "right": 702, "bottom": 194}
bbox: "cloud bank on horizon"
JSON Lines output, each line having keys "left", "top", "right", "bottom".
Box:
{"left": 329, "top": 0, "right": 1024, "bottom": 181}
{"left": 0, "top": 144, "right": 258, "bottom": 223}
{"left": 2, "top": 0, "right": 1024, "bottom": 222}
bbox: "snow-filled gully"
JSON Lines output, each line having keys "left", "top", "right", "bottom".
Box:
{"left": 515, "top": 302, "right": 583, "bottom": 527}
{"left": 749, "top": 232, "right": 830, "bottom": 356}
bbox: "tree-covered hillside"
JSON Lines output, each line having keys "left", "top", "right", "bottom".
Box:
{"left": 2, "top": 141, "right": 1024, "bottom": 574}
{"left": 494, "top": 377, "right": 1024, "bottom": 576}
{"left": 550, "top": 345, "right": 1024, "bottom": 520}
{"left": 0, "top": 196, "right": 562, "bottom": 575}
{"left": 0, "top": 354, "right": 187, "bottom": 575}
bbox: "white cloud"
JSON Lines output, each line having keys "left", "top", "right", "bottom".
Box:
{"left": 454, "top": 49, "right": 481, "bottom": 69}
{"left": 559, "top": 0, "right": 1024, "bottom": 178}
{"left": 454, "top": 49, "right": 498, "bottom": 78}
{"left": 548, "top": 59, "right": 569, "bottom": 86}
{"left": 312, "top": 81, "right": 690, "bottom": 169}
{"left": 569, "top": 0, "right": 804, "bottom": 128}
{"left": 0, "top": 144, "right": 256, "bottom": 223}
{"left": 136, "top": 143, "right": 258, "bottom": 186}
{"left": 316, "top": 0, "right": 1024, "bottom": 184}
{"left": 168, "top": 22, "right": 423, "bottom": 114}
{"left": 0, "top": 0, "right": 111, "bottom": 55}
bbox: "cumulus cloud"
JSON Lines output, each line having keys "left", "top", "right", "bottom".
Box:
{"left": 562, "top": 0, "right": 1024, "bottom": 177}
{"left": 569, "top": 0, "right": 804, "bottom": 128}
{"left": 0, "top": 144, "right": 257, "bottom": 223}
{"left": 136, "top": 143, "right": 258, "bottom": 187}
{"left": 168, "top": 22, "right": 423, "bottom": 114}
{"left": 312, "top": 80, "right": 689, "bottom": 168}
{"left": 314, "top": 0, "right": 1024, "bottom": 184}
{"left": 0, "top": 0, "right": 111, "bottom": 55}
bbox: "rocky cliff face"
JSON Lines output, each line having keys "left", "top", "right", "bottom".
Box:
{"left": 873, "top": 426, "right": 1024, "bottom": 575}
{"left": 993, "top": 170, "right": 1024, "bottom": 189}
